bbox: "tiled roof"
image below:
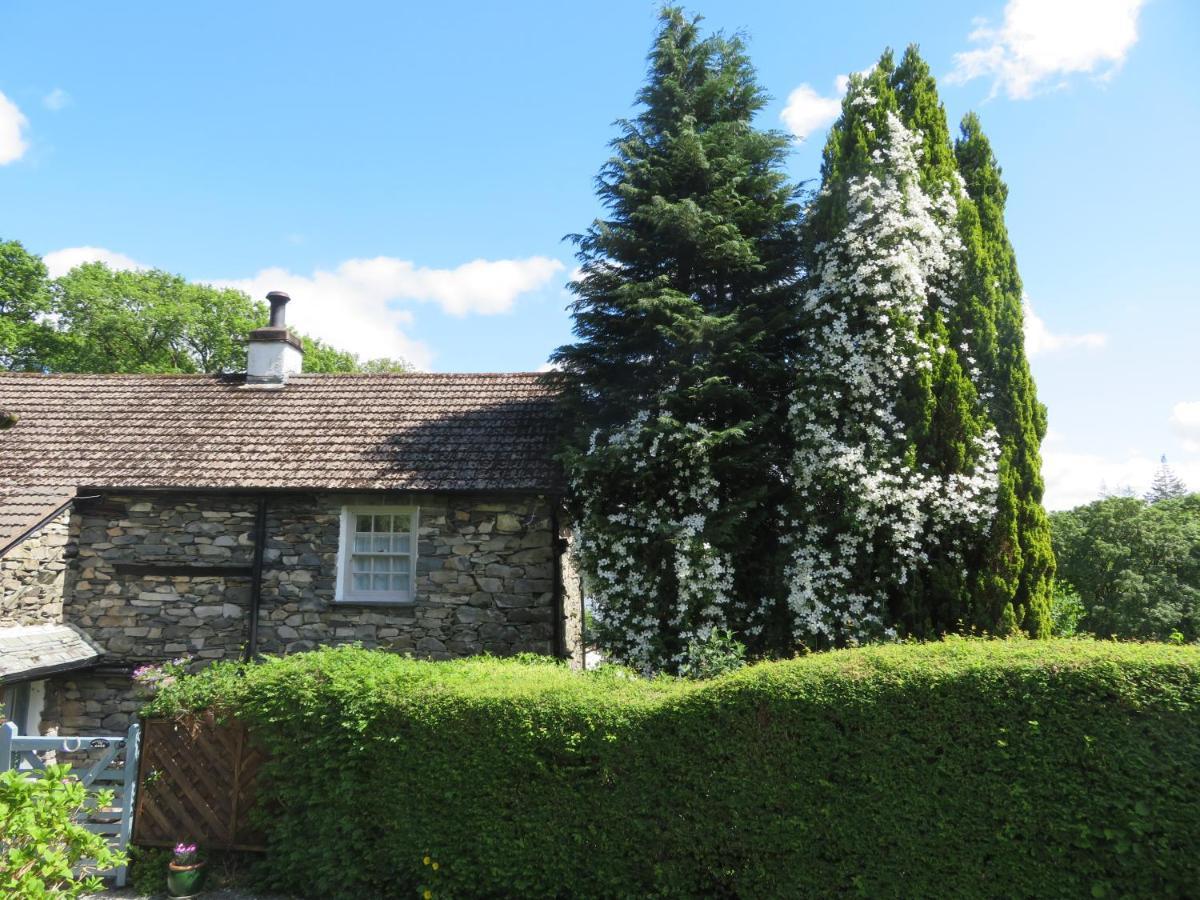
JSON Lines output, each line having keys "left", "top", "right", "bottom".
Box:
{"left": 0, "top": 484, "right": 74, "bottom": 554}
{"left": 0, "top": 373, "right": 563, "bottom": 502}
{"left": 0, "top": 623, "right": 103, "bottom": 683}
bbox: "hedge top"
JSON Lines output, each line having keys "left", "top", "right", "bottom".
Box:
{"left": 144, "top": 637, "right": 1200, "bottom": 720}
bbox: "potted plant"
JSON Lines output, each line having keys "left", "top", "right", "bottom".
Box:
{"left": 167, "top": 842, "right": 205, "bottom": 897}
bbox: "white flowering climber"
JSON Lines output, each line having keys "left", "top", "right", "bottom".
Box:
{"left": 572, "top": 411, "right": 735, "bottom": 672}
{"left": 784, "top": 104, "right": 1000, "bottom": 646}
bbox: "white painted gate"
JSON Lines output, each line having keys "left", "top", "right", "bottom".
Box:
{"left": 1, "top": 720, "right": 141, "bottom": 887}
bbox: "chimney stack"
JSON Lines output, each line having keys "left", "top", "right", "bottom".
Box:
{"left": 246, "top": 291, "right": 303, "bottom": 384}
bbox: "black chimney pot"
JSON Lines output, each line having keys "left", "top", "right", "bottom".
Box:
{"left": 266, "top": 291, "right": 291, "bottom": 327}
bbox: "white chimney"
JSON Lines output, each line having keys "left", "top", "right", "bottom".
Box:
{"left": 247, "top": 291, "right": 303, "bottom": 384}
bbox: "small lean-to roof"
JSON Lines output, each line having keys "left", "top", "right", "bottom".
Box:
{"left": 0, "top": 372, "right": 563, "bottom": 510}
{"left": 0, "top": 623, "right": 104, "bottom": 683}
{"left": 0, "top": 483, "right": 74, "bottom": 555}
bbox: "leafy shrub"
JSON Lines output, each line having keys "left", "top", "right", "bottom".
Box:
{"left": 145, "top": 640, "right": 1200, "bottom": 899}
{"left": 678, "top": 628, "right": 747, "bottom": 679}
{"left": 1049, "top": 588, "right": 1086, "bottom": 637}
{"left": 128, "top": 845, "right": 171, "bottom": 896}
{"left": 0, "top": 764, "right": 126, "bottom": 899}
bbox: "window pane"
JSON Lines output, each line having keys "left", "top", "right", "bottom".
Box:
{"left": 353, "top": 534, "right": 371, "bottom": 553}
{"left": 374, "top": 556, "right": 392, "bottom": 573}
{"left": 351, "top": 556, "right": 370, "bottom": 573}
{"left": 356, "top": 514, "right": 373, "bottom": 533}
{"left": 391, "top": 575, "right": 408, "bottom": 592}
{"left": 393, "top": 514, "right": 410, "bottom": 532}
{"left": 393, "top": 557, "right": 410, "bottom": 575}
{"left": 371, "top": 574, "right": 389, "bottom": 591}
{"left": 392, "top": 534, "right": 411, "bottom": 555}
{"left": 371, "top": 534, "right": 389, "bottom": 552}
{"left": 352, "top": 574, "right": 370, "bottom": 592}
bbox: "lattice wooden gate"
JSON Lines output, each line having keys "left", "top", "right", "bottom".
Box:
{"left": 132, "top": 714, "right": 266, "bottom": 851}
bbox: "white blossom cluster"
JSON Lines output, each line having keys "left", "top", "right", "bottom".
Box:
{"left": 572, "top": 409, "right": 735, "bottom": 671}
{"left": 784, "top": 105, "right": 1000, "bottom": 646}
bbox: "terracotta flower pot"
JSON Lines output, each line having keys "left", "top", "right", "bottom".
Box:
{"left": 167, "top": 859, "right": 206, "bottom": 898}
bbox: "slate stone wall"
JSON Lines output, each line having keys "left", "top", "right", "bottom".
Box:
{"left": 255, "top": 492, "right": 559, "bottom": 659}
{"left": 1, "top": 510, "right": 69, "bottom": 627}
{"left": 47, "top": 490, "right": 569, "bottom": 734}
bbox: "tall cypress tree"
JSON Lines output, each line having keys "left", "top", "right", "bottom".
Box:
{"left": 786, "top": 55, "right": 997, "bottom": 647}
{"left": 954, "top": 109, "right": 1055, "bottom": 635}
{"left": 553, "top": 7, "right": 803, "bottom": 669}
{"left": 786, "top": 47, "right": 1053, "bottom": 645}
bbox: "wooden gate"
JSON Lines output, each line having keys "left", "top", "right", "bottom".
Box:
{"left": 1, "top": 720, "right": 141, "bottom": 887}
{"left": 132, "top": 714, "right": 266, "bottom": 851}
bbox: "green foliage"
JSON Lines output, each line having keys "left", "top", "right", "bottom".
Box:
{"left": 805, "top": 47, "right": 1053, "bottom": 640}
{"left": 0, "top": 245, "right": 410, "bottom": 374}
{"left": 128, "top": 845, "right": 171, "bottom": 896}
{"left": 0, "top": 765, "right": 126, "bottom": 899}
{"left": 146, "top": 642, "right": 1200, "bottom": 898}
{"left": 0, "top": 239, "right": 54, "bottom": 371}
{"left": 552, "top": 7, "right": 805, "bottom": 666}
{"left": 1051, "top": 494, "right": 1200, "bottom": 641}
{"left": 678, "top": 627, "right": 746, "bottom": 679}
{"left": 1049, "top": 587, "right": 1086, "bottom": 637}
{"left": 47, "top": 264, "right": 262, "bottom": 373}
{"left": 954, "top": 109, "right": 1055, "bottom": 637}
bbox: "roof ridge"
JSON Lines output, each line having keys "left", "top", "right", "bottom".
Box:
{"left": 0, "top": 371, "right": 547, "bottom": 379}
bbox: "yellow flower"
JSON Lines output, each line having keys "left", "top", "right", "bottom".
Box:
{"left": 432, "top": 862, "right": 440, "bottom": 871}
{"left": 423, "top": 856, "right": 431, "bottom": 866}
{"left": 424, "top": 891, "right": 432, "bottom": 899}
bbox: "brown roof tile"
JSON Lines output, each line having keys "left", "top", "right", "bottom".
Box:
{"left": 0, "top": 373, "right": 563, "bottom": 507}
{"left": 0, "top": 484, "right": 74, "bottom": 553}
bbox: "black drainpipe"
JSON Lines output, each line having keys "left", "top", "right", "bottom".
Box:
{"left": 550, "top": 503, "right": 565, "bottom": 659}
{"left": 244, "top": 494, "right": 268, "bottom": 662}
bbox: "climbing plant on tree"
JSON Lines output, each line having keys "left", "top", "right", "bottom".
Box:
{"left": 786, "top": 58, "right": 997, "bottom": 647}
{"left": 786, "top": 48, "right": 1053, "bottom": 647}
{"left": 553, "top": 7, "right": 804, "bottom": 670}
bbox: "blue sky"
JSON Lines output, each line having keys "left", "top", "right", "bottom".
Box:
{"left": 2, "top": 0, "right": 1197, "bottom": 508}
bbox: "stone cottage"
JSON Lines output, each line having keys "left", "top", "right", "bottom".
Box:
{"left": 0, "top": 293, "right": 582, "bottom": 738}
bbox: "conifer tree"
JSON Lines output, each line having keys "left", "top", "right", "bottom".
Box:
{"left": 786, "top": 57, "right": 998, "bottom": 646}
{"left": 788, "top": 47, "right": 1054, "bottom": 644}
{"left": 553, "top": 7, "right": 803, "bottom": 670}
{"left": 954, "top": 108, "right": 1055, "bottom": 635}
{"left": 1146, "top": 455, "right": 1188, "bottom": 503}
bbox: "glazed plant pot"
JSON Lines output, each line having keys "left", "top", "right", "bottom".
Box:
{"left": 167, "top": 859, "right": 206, "bottom": 898}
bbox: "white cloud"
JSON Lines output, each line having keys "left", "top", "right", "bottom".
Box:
{"left": 948, "top": 0, "right": 1147, "bottom": 99}
{"left": 0, "top": 90, "right": 29, "bottom": 164}
{"left": 217, "top": 255, "right": 564, "bottom": 370}
{"left": 1023, "top": 296, "right": 1107, "bottom": 357}
{"left": 780, "top": 68, "right": 876, "bottom": 142}
{"left": 780, "top": 82, "right": 844, "bottom": 142}
{"left": 1042, "top": 442, "right": 1200, "bottom": 510}
{"left": 1171, "top": 401, "right": 1200, "bottom": 453}
{"left": 43, "top": 88, "right": 69, "bottom": 111}
{"left": 43, "top": 246, "right": 148, "bottom": 279}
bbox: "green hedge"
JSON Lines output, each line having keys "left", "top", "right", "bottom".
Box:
{"left": 145, "top": 640, "right": 1200, "bottom": 898}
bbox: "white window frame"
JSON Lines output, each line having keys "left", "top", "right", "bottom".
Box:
{"left": 334, "top": 505, "right": 419, "bottom": 605}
